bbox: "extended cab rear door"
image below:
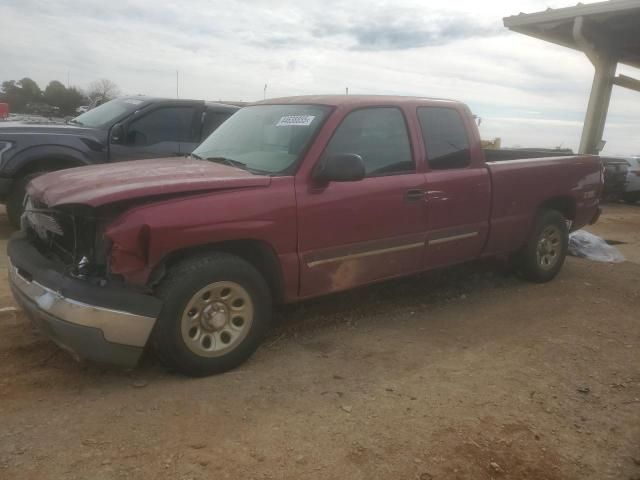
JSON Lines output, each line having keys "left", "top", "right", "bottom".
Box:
{"left": 417, "top": 106, "right": 491, "bottom": 268}
{"left": 295, "top": 106, "right": 428, "bottom": 298}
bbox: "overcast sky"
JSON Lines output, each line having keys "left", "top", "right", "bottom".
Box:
{"left": 1, "top": 0, "right": 638, "bottom": 155}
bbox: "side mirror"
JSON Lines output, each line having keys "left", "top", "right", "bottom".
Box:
{"left": 313, "top": 153, "right": 366, "bottom": 183}
{"left": 110, "top": 123, "right": 124, "bottom": 144}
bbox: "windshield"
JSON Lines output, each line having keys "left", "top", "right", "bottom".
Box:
{"left": 72, "top": 98, "right": 145, "bottom": 128}
{"left": 193, "top": 104, "right": 331, "bottom": 174}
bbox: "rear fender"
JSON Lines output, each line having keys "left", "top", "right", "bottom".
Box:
{"left": 538, "top": 196, "right": 577, "bottom": 221}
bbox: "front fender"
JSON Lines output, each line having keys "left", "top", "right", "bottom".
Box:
{"left": 3, "top": 143, "right": 94, "bottom": 175}
{"left": 103, "top": 178, "right": 298, "bottom": 288}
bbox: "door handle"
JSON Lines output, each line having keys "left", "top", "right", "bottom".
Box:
{"left": 426, "top": 190, "right": 449, "bottom": 201}
{"left": 405, "top": 189, "right": 425, "bottom": 201}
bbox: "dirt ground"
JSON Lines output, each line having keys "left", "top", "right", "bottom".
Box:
{"left": 0, "top": 204, "right": 639, "bottom": 480}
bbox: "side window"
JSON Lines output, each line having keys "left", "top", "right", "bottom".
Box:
{"left": 417, "top": 107, "right": 470, "bottom": 170}
{"left": 127, "top": 107, "right": 196, "bottom": 146}
{"left": 324, "top": 107, "right": 414, "bottom": 176}
{"left": 202, "top": 110, "right": 232, "bottom": 139}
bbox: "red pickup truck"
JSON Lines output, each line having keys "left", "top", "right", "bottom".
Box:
{"left": 8, "top": 95, "right": 602, "bottom": 376}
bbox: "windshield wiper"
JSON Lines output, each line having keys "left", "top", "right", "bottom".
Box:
{"left": 67, "top": 118, "right": 84, "bottom": 126}
{"left": 206, "top": 156, "right": 249, "bottom": 170}
{"left": 192, "top": 154, "right": 268, "bottom": 175}
{"left": 190, "top": 153, "right": 245, "bottom": 168}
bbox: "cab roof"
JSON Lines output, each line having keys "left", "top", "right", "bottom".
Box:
{"left": 255, "top": 95, "right": 465, "bottom": 108}
{"left": 118, "top": 96, "right": 241, "bottom": 111}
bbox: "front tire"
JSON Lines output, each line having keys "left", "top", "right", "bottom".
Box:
{"left": 151, "top": 252, "right": 272, "bottom": 377}
{"left": 519, "top": 209, "right": 568, "bottom": 283}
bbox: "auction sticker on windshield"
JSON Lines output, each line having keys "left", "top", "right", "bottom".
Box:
{"left": 276, "top": 115, "right": 316, "bottom": 127}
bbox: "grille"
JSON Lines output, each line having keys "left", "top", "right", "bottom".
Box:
{"left": 24, "top": 198, "right": 64, "bottom": 237}
{"left": 23, "top": 197, "right": 94, "bottom": 265}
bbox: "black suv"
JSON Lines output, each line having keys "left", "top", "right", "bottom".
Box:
{"left": 0, "top": 96, "right": 240, "bottom": 226}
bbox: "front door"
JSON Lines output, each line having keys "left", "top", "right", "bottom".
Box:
{"left": 296, "top": 107, "right": 427, "bottom": 298}
{"left": 109, "top": 105, "right": 199, "bottom": 161}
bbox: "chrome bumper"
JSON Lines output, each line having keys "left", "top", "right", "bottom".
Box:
{"left": 9, "top": 263, "right": 156, "bottom": 348}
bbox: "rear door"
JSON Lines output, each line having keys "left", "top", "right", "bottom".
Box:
{"left": 109, "top": 104, "right": 200, "bottom": 161}
{"left": 418, "top": 106, "right": 491, "bottom": 268}
{"left": 296, "top": 106, "right": 427, "bottom": 298}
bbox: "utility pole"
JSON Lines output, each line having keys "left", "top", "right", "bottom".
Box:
{"left": 345, "top": 87, "right": 349, "bottom": 95}
{"left": 176, "top": 71, "right": 179, "bottom": 99}
{"left": 264, "top": 84, "right": 268, "bottom": 100}
{"left": 67, "top": 70, "right": 70, "bottom": 88}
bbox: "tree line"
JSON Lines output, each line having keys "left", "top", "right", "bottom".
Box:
{"left": 0, "top": 77, "right": 120, "bottom": 117}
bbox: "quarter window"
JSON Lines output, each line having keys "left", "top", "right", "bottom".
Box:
{"left": 324, "top": 107, "right": 414, "bottom": 176}
{"left": 418, "top": 107, "right": 471, "bottom": 169}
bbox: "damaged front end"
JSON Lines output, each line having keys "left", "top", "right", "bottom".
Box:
{"left": 8, "top": 197, "right": 162, "bottom": 367}
{"left": 22, "top": 197, "right": 112, "bottom": 282}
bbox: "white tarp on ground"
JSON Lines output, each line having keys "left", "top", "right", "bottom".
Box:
{"left": 568, "top": 230, "right": 625, "bottom": 263}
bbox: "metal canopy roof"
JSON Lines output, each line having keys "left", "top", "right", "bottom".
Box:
{"left": 504, "top": 0, "right": 640, "bottom": 69}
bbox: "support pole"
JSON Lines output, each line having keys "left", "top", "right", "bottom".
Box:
{"left": 573, "top": 16, "right": 617, "bottom": 154}
{"left": 579, "top": 58, "right": 616, "bottom": 154}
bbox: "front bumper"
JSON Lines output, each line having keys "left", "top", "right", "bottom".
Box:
{"left": 7, "top": 232, "right": 162, "bottom": 367}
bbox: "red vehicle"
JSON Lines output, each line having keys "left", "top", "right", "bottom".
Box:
{"left": 8, "top": 95, "right": 603, "bottom": 376}
{"left": 0, "top": 103, "right": 9, "bottom": 120}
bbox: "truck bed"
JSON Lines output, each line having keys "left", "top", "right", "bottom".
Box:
{"left": 485, "top": 148, "right": 624, "bottom": 198}
{"left": 483, "top": 154, "right": 602, "bottom": 256}
{"left": 483, "top": 148, "right": 574, "bottom": 162}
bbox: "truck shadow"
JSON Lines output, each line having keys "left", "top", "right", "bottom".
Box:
{"left": 272, "top": 258, "right": 517, "bottom": 338}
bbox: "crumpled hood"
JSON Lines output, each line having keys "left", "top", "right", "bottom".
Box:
{"left": 27, "top": 157, "right": 271, "bottom": 207}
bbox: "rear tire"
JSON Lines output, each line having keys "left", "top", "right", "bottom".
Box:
{"left": 519, "top": 209, "right": 568, "bottom": 283}
{"left": 151, "top": 252, "right": 272, "bottom": 377}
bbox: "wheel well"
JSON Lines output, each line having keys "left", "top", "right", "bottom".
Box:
{"left": 15, "top": 157, "right": 85, "bottom": 179}
{"left": 539, "top": 197, "right": 576, "bottom": 220}
{"left": 149, "top": 240, "right": 285, "bottom": 303}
